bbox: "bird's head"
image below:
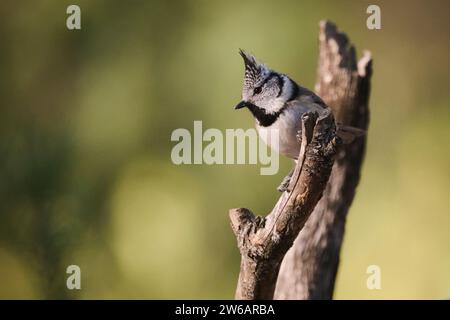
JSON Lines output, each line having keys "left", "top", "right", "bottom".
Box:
{"left": 235, "top": 50, "right": 295, "bottom": 114}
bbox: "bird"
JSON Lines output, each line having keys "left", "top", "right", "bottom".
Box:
{"left": 234, "top": 49, "right": 362, "bottom": 192}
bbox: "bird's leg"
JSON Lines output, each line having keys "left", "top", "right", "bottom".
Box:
{"left": 277, "top": 168, "right": 294, "bottom": 193}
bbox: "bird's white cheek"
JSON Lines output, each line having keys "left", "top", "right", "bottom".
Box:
{"left": 261, "top": 98, "right": 285, "bottom": 114}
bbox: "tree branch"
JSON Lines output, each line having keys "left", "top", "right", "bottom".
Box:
{"left": 274, "top": 20, "right": 372, "bottom": 300}
{"left": 230, "top": 109, "right": 339, "bottom": 299}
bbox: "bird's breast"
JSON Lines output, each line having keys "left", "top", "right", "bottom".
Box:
{"left": 256, "top": 105, "right": 307, "bottom": 159}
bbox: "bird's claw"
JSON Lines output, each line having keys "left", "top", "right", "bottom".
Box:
{"left": 296, "top": 130, "right": 302, "bottom": 142}
{"left": 277, "top": 169, "right": 294, "bottom": 193}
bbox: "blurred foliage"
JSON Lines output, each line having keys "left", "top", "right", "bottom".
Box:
{"left": 0, "top": 0, "right": 449, "bottom": 299}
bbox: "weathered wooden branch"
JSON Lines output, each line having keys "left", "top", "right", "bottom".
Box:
{"left": 274, "top": 21, "right": 372, "bottom": 299}
{"left": 230, "top": 20, "right": 372, "bottom": 300}
{"left": 230, "top": 108, "right": 339, "bottom": 299}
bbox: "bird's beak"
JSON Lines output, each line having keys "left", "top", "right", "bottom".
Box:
{"left": 235, "top": 101, "right": 247, "bottom": 110}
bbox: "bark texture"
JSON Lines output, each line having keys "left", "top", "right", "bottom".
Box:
{"left": 274, "top": 21, "right": 372, "bottom": 299}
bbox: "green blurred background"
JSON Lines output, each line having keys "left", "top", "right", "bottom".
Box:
{"left": 0, "top": 0, "right": 449, "bottom": 299}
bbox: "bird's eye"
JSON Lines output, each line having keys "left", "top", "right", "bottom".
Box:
{"left": 253, "top": 87, "right": 262, "bottom": 95}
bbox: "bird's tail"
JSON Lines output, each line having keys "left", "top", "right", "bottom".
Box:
{"left": 336, "top": 124, "right": 366, "bottom": 144}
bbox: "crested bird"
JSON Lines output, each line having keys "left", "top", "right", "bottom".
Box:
{"left": 235, "top": 50, "right": 363, "bottom": 192}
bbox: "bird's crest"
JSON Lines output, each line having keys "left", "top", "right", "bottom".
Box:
{"left": 239, "top": 49, "right": 269, "bottom": 88}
